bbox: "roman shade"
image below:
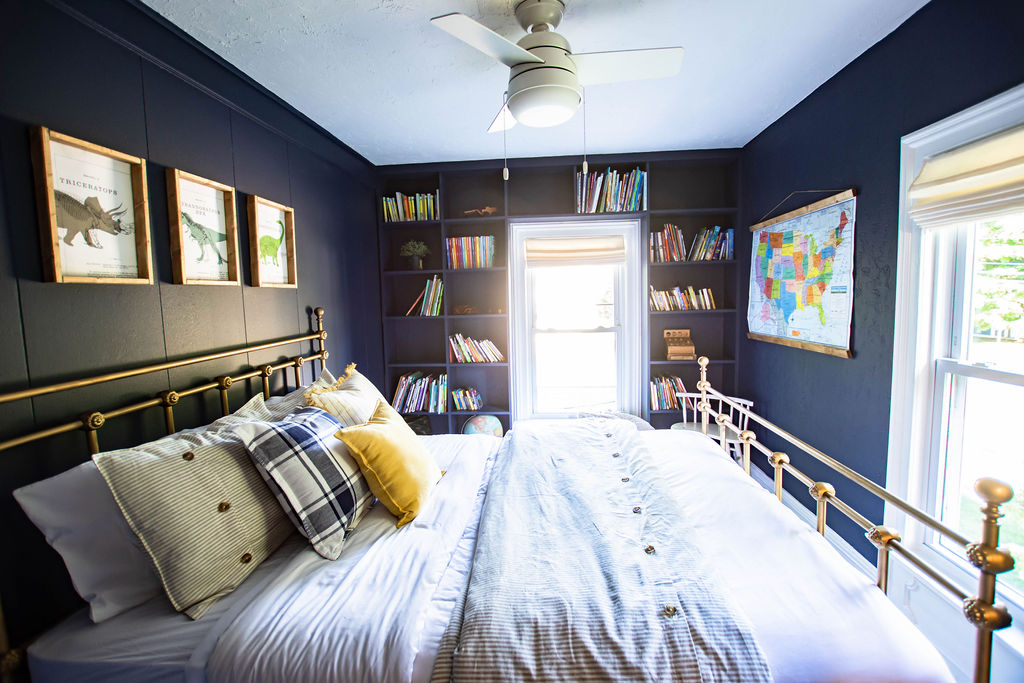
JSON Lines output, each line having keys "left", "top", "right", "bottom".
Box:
{"left": 524, "top": 235, "right": 626, "bottom": 265}
{"left": 908, "top": 123, "right": 1024, "bottom": 229}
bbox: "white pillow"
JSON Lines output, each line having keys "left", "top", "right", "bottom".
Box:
{"left": 10, "top": 379, "right": 332, "bottom": 624}
{"left": 14, "top": 461, "right": 162, "bottom": 623}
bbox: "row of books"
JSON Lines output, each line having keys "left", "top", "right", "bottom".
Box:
{"left": 446, "top": 235, "right": 496, "bottom": 269}
{"left": 575, "top": 167, "right": 648, "bottom": 214}
{"left": 406, "top": 275, "right": 444, "bottom": 316}
{"left": 689, "top": 226, "right": 734, "bottom": 260}
{"left": 649, "top": 376, "right": 693, "bottom": 411}
{"left": 650, "top": 223, "right": 688, "bottom": 262}
{"left": 649, "top": 285, "right": 718, "bottom": 311}
{"left": 448, "top": 333, "right": 505, "bottom": 363}
{"left": 450, "top": 387, "right": 483, "bottom": 411}
{"left": 392, "top": 372, "right": 447, "bottom": 414}
{"left": 382, "top": 191, "right": 439, "bottom": 222}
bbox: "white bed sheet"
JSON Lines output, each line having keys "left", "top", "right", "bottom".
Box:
{"left": 27, "top": 434, "right": 501, "bottom": 683}
{"left": 635, "top": 427, "right": 953, "bottom": 683}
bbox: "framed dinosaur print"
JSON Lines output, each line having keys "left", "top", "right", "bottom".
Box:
{"left": 30, "top": 127, "right": 153, "bottom": 284}
{"left": 166, "top": 169, "right": 240, "bottom": 285}
{"left": 247, "top": 195, "right": 296, "bottom": 288}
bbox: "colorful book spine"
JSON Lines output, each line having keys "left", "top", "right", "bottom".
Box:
{"left": 382, "top": 190, "right": 438, "bottom": 222}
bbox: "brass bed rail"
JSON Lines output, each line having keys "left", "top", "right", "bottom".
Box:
{"left": 0, "top": 307, "right": 330, "bottom": 680}
{"left": 694, "top": 357, "right": 1014, "bottom": 683}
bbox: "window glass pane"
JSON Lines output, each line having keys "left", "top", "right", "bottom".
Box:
{"left": 532, "top": 264, "right": 615, "bottom": 330}
{"left": 533, "top": 332, "right": 616, "bottom": 413}
{"left": 968, "top": 212, "right": 1024, "bottom": 371}
{"left": 939, "top": 374, "right": 1024, "bottom": 595}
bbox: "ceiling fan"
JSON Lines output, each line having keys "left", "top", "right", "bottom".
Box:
{"left": 431, "top": 0, "right": 684, "bottom": 132}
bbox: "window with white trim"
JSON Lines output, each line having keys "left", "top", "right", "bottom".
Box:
{"left": 889, "top": 85, "right": 1024, "bottom": 627}
{"left": 509, "top": 220, "right": 642, "bottom": 419}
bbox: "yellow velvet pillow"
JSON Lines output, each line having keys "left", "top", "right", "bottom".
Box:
{"left": 335, "top": 400, "right": 442, "bottom": 528}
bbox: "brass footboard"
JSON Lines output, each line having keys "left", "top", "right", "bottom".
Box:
{"left": 695, "top": 356, "right": 1014, "bottom": 683}
{"left": 0, "top": 307, "right": 330, "bottom": 681}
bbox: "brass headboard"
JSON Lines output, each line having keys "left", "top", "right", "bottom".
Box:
{"left": 0, "top": 306, "right": 330, "bottom": 679}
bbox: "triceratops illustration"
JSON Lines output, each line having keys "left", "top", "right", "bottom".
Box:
{"left": 54, "top": 190, "right": 129, "bottom": 248}
{"left": 181, "top": 211, "right": 227, "bottom": 264}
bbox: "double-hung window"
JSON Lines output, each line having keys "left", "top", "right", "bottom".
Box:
{"left": 888, "top": 84, "right": 1024, "bottom": 676}
{"left": 509, "top": 220, "right": 642, "bottom": 419}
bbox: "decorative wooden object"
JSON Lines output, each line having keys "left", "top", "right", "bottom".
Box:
{"left": 166, "top": 169, "right": 240, "bottom": 285}
{"left": 247, "top": 195, "right": 297, "bottom": 288}
{"left": 30, "top": 127, "right": 153, "bottom": 284}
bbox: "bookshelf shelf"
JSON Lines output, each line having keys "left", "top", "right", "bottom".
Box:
{"left": 380, "top": 150, "right": 740, "bottom": 434}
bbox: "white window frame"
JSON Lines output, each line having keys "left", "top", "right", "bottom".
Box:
{"left": 888, "top": 83, "right": 1024, "bottom": 678}
{"left": 508, "top": 218, "right": 644, "bottom": 420}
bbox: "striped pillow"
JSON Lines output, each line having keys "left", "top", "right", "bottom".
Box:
{"left": 233, "top": 407, "right": 375, "bottom": 560}
{"left": 93, "top": 427, "right": 293, "bottom": 619}
{"left": 306, "top": 363, "right": 387, "bottom": 427}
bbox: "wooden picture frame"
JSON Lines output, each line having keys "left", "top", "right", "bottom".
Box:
{"left": 31, "top": 127, "right": 152, "bottom": 284}
{"left": 746, "top": 189, "right": 856, "bottom": 358}
{"left": 166, "top": 169, "right": 240, "bottom": 285}
{"left": 247, "top": 195, "right": 296, "bottom": 288}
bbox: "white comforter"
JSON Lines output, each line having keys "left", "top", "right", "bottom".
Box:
{"left": 30, "top": 423, "right": 953, "bottom": 683}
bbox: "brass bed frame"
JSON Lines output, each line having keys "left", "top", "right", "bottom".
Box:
{"left": 693, "top": 357, "right": 1015, "bottom": 683}
{"left": 0, "top": 308, "right": 329, "bottom": 680}
{"left": 0, "top": 319, "right": 1013, "bottom": 682}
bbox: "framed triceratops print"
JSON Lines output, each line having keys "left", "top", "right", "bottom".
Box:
{"left": 247, "top": 195, "right": 296, "bottom": 288}
{"left": 31, "top": 127, "right": 153, "bottom": 284}
{"left": 166, "top": 169, "right": 241, "bottom": 285}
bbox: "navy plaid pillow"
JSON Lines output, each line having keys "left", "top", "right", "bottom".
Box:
{"left": 233, "top": 407, "right": 374, "bottom": 560}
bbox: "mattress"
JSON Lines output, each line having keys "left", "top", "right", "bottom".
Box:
{"left": 29, "top": 423, "right": 952, "bottom": 683}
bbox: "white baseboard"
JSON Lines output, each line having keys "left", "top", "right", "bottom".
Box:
{"left": 749, "top": 467, "right": 875, "bottom": 579}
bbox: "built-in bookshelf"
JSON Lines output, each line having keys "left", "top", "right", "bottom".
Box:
{"left": 378, "top": 151, "right": 740, "bottom": 433}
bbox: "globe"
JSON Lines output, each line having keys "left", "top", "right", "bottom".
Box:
{"left": 462, "top": 414, "right": 504, "bottom": 437}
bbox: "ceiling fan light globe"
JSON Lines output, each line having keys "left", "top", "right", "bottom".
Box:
{"left": 507, "top": 85, "right": 580, "bottom": 127}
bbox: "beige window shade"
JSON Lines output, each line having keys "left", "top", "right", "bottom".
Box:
{"left": 909, "top": 123, "right": 1024, "bottom": 229}
{"left": 524, "top": 235, "right": 626, "bottom": 266}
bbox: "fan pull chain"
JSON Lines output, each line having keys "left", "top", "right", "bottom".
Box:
{"left": 581, "top": 86, "right": 588, "bottom": 175}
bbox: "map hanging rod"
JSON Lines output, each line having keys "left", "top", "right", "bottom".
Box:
{"left": 756, "top": 189, "right": 848, "bottom": 225}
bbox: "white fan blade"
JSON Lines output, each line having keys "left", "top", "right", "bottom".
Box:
{"left": 487, "top": 102, "right": 516, "bottom": 133}
{"left": 431, "top": 13, "right": 544, "bottom": 68}
{"left": 574, "top": 47, "right": 684, "bottom": 86}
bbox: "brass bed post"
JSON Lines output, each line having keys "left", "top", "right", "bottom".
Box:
{"left": 715, "top": 413, "right": 731, "bottom": 454}
{"left": 697, "top": 356, "right": 710, "bottom": 436}
{"left": 809, "top": 482, "right": 836, "bottom": 536}
{"left": 260, "top": 365, "right": 274, "bottom": 399}
{"left": 291, "top": 356, "right": 305, "bottom": 390}
{"left": 158, "top": 391, "right": 179, "bottom": 434}
{"left": 866, "top": 526, "right": 901, "bottom": 593}
{"left": 739, "top": 430, "right": 755, "bottom": 476}
{"left": 314, "top": 307, "right": 328, "bottom": 375}
{"left": 769, "top": 452, "right": 788, "bottom": 501}
{"left": 82, "top": 412, "right": 104, "bottom": 454}
{"left": 216, "top": 376, "right": 233, "bottom": 415}
{"left": 964, "top": 478, "right": 1014, "bottom": 683}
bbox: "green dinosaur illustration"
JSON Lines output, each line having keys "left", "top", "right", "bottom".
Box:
{"left": 181, "top": 212, "right": 227, "bottom": 264}
{"left": 259, "top": 219, "right": 285, "bottom": 266}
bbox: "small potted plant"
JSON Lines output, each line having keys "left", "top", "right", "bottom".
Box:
{"left": 399, "top": 240, "right": 430, "bottom": 270}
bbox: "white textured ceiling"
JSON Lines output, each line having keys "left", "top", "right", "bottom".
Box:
{"left": 139, "top": 0, "right": 930, "bottom": 166}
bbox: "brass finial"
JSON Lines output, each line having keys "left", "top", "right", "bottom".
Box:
{"left": 809, "top": 481, "right": 836, "bottom": 501}
{"left": 82, "top": 411, "right": 105, "bottom": 430}
{"left": 314, "top": 306, "right": 325, "bottom": 321}
{"left": 866, "top": 525, "right": 901, "bottom": 548}
{"left": 976, "top": 478, "right": 1013, "bottom": 506}
{"left": 697, "top": 356, "right": 709, "bottom": 369}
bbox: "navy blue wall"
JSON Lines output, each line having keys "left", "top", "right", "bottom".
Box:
{"left": 738, "top": 0, "right": 1024, "bottom": 556}
{"left": 0, "top": 0, "right": 381, "bottom": 643}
